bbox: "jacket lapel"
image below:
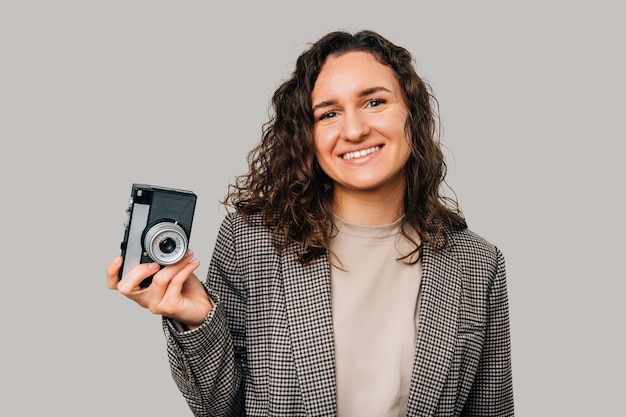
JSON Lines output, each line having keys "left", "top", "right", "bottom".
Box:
{"left": 282, "top": 248, "right": 337, "bottom": 416}
{"left": 406, "top": 241, "right": 462, "bottom": 416}
{"left": 280, "top": 240, "right": 461, "bottom": 416}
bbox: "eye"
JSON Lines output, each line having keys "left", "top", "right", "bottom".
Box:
{"left": 319, "top": 111, "right": 337, "bottom": 120}
{"left": 367, "top": 99, "right": 385, "bottom": 108}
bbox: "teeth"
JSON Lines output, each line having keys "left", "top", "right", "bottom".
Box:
{"left": 342, "top": 146, "right": 380, "bottom": 160}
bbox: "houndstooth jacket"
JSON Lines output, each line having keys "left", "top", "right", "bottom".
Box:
{"left": 163, "top": 212, "right": 514, "bottom": 416}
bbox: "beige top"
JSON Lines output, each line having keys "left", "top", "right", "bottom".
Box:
{"left": 330, "top": 216, "right": 422, "bottom": 417}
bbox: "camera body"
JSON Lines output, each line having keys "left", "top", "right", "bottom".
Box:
{"left": 119, "top": 183, "right": 197, "bottom": 287}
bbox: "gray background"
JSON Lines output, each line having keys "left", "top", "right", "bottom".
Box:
{"left": 2, "top": 1, "right": 624, "bottom": 415}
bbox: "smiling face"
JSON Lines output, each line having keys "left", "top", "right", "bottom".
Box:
{"left": 311, "top": 51, "right": 411, "bottom": 208}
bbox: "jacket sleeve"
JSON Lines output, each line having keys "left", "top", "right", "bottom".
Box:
{"left": 462, "top": 246, "right": 515, "bottom": 416}
{"left": 163, "top": 215, "right": 246, "bottom": 417}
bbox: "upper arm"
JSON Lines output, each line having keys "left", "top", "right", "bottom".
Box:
{"left": 462, "top": 247, "right": 514, "bottom": 416}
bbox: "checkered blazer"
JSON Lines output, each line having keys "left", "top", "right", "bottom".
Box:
{"left": 164, "top": 212, "right": 514, "bottom": 416}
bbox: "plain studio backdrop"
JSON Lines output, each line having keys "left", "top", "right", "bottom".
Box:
{"left": 1, "top": 1, "right": 623, "bottom": 415}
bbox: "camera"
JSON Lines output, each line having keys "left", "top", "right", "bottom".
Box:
{"left": 119, "top": 183, "right": 197, "bottom": 287}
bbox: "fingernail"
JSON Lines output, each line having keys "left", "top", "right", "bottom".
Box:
{"left": 186, "top": 250, "right": 194, "bottom": 258}
{"left": 148, "top": 262, "right": 160, "bottom": 270}
{"left": 112, "top": 256, "right": 122, "bottom": 265}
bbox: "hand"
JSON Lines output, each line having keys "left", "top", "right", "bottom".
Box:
{"left": 106, "top": 250, "right": 213, "bottom": 328}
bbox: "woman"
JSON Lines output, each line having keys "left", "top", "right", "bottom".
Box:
{"left": 107, "top": 30, "right": 514, "bottom": 416}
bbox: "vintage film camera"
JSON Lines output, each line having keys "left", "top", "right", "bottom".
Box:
{"left": 119, "top": 183, "right": 197, "bottom": 287}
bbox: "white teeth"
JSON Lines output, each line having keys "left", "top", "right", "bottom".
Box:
{"left": 342, "top": 146, "right": 380, "bottom": 160}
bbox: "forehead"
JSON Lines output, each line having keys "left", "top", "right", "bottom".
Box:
{"left": 312, "top": 51, "right": 399, "bottom": 97}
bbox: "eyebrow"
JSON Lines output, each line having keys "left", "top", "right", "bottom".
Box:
{"left": 311, "top": 86, "right": 393, "bottom": 112}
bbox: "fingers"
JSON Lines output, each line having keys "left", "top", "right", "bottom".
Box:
{"left": 107, "top": 255, "right": 156, "bottom": 293}
{"left": 157, "top": 260, "right": 201, "bottom": 306}
{"left": 148, "top": 251, "right": 200, "bottom": 306}
{"left": 116, "top": 261, "right": 161, "bottom": 295}
{"left": 152, "top": 266, "right": 211, "bottom": 326}
{"left": 106, "top": 255, "right": 123, "bottom": 289}
{"left": 107, "top": 250, "right": 204, "bottom": 321}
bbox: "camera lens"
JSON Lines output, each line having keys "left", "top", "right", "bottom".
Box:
{"left": 159, "top": 237, "right": 177, "bottom": 254}
{"left": 144, "top": 222, "right": 188, "bottom": 265}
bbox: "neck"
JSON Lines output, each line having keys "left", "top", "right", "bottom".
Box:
{"left": 332, "top": 187, "right": 405, "bottom": 226}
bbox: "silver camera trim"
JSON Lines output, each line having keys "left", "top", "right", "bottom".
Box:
{"left": 120, "top": 203, "right": 150, "bottom": 279}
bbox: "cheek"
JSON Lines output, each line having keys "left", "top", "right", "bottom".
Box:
{"left": 313, "top": 126, "right": 333, "bottom": 157}
{"left": 312, "top": 130, "right": 336, "bottom": 176}
{"left": 312, "top": 133, "right": 325, "bottom": 168}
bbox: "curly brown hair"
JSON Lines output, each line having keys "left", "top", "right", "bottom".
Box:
{"left": 224, "top": 30, "right": 466, "bottom": 264}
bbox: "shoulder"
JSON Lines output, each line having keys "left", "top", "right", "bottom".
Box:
{"left": 219, "top": 211, "right": 266, "bottom": 234}
{"left": 217, "top": 211, "right": 280, "bottom": 253}
{"left": 447, "top": 226, "right": 498, "bottom": 254}
{"left": 212, "top": 212, "right": 291, "bottom": 277}
{"left": 443, "top": 224, "right": 504, "bottom": 273}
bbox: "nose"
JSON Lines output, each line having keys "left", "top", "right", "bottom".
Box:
{"left": 341, "top": 109, "right": 370, "bottom": 141}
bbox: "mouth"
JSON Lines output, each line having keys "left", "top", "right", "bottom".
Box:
{"left": 341, "top": 145, "right": 381, "bottom": 161}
